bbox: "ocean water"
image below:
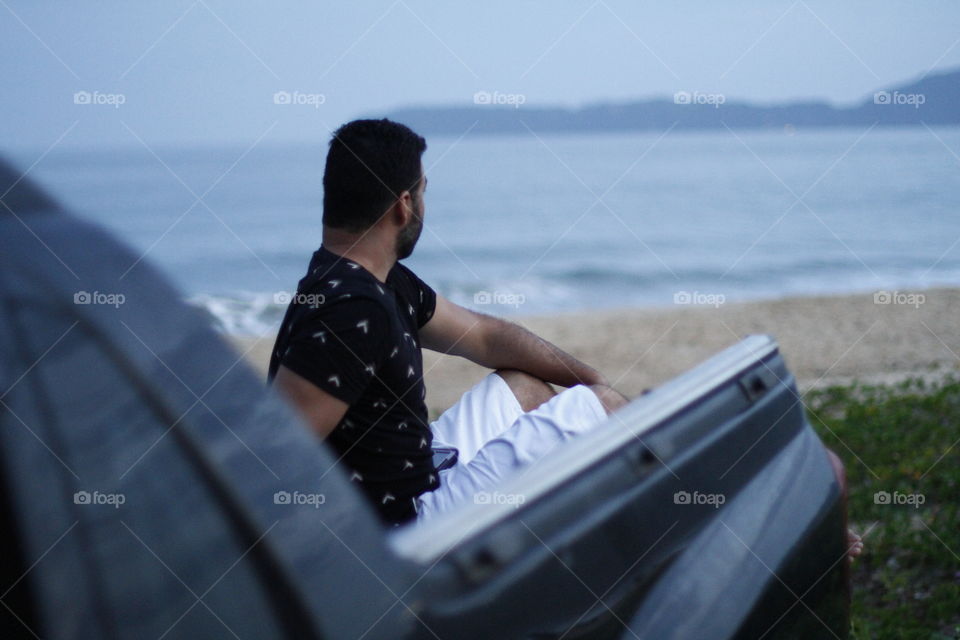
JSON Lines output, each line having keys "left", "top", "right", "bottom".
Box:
{"left": 16, "top": 125, "right": 960, "bottom": 335}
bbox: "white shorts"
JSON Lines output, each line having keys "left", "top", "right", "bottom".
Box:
{"left": 416, "top": 373, "right": 608, "bottom": 520}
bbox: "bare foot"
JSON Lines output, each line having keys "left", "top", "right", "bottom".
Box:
{"left": 847, "top": 528, "right": 864, "bottom": 563}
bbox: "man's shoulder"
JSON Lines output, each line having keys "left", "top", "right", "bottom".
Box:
{"left": 388, "top": 260, "right": 423, "bottom": 285}
{"left": 387, "top": 261, "right": 437, "bottom": 328}
{"left": 299, "top": 285, "right": 393, "bottom": 324}
{"left": 298, "top": 253, "right": 388, "bottom": 303}
{"left": 288, "top": 278, "right": 397, "bottom": 349}
{"left": 387, "top": 261, "right": 433, "bottom": 301}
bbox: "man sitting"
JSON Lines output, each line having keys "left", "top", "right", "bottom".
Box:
{"left": 269, "top": 118, "right": 628, "bottom": 526}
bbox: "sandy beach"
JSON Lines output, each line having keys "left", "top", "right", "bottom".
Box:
{"left": 231, "top": 288, "right": 960, "bottom": 417}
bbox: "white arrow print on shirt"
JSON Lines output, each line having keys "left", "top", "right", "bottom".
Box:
{"left": 408, "top": 304, "right": 414, "bottom": 316}
{"left": 364, "top": 363, "right": 375, "bottom": 375}
{"left": 407, "top": 365, "right": 415, "bottom": 378}
{"left": 350, "top": 471, "right": 363, "bottom": 482}
{"left": 398, "top": 421, "right": 407, "bottom": 430}
{"left": 347, "top": 262, "right": 360, "bottom": 269}
{"left": 382, "top": 493, "right": 395, "bottom": 504}
{"left": 403, "top": 460, "right": 414, "bottom": 470}
{"left": 328, "top": 279, "right": 341, "bottom": 288}
{"left": 357, "top": 319, "right": 369, "bottom": 333}
{"left": 327, "top": 374, "right": 340, "bottom": 388}
{"left": 376, "top": 284, "right": 385, "bottom": 295}
{"left": 419, "top": 437, "right": 428, "bottom": 448}
{"left": 390, "top": 346, "right": 399, "bottom": 358}
{"left": 312, "top": 330, "right": 326, "bottom": 343}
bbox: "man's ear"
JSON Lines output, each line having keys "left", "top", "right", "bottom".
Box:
{"left": 392, "top": 190, "right": 413, "bottom": 226}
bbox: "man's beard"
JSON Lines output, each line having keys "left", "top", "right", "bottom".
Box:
{"left": 395, "top": 200, "right": 423, "bottom": 260}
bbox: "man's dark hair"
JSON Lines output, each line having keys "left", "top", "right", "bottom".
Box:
{"left": 322, "top": 119, "right": 427, "bottom": 232}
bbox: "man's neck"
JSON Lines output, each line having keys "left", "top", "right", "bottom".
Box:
{"left": 321, "top": 229, "right": 396, "bottom": 283}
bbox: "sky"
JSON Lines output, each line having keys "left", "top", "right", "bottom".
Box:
{"left": 2, "top": 0, "right": 960, "bottom": 151}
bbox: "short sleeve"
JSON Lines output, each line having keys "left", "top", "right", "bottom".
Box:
{"left": 393, "top": 263, "right": 436, "bottom": 329}
{"left": 279, "top": 298, "right": 389, "bottom": 405}
{"left": 413, "top": 275, "right": 436, "bottom": 329}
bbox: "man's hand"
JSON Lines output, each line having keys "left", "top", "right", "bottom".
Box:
{"left": 420, "top": 294, "right": 608, "bottom": 388}
{"left": 847, "top": 528, "right": 864, "bottom": 564}
{"left": 589, "top": 383, "right": 630, "bottom": 414}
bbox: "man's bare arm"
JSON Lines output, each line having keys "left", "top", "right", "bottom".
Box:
{"left": 273, "top": 365, "right": 349, "bottom": 440}
{"left": 420, "top": 294, "right": 608, "bottom": 388}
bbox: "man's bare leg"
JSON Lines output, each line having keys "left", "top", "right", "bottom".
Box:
{"left": 495, "top": 369, "right": 556, "bottom": 412}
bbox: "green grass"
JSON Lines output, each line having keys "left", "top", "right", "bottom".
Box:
{"left": 805, "top": 376, "right": 960, "bottom": 639}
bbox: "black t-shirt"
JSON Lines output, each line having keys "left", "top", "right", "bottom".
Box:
{"left": 268, "top": 246, "right": 438, "bottom": 525}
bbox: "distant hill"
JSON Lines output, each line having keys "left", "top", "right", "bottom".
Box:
{"left": 385, "top": 68, "right": 959, "bottom": 135}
